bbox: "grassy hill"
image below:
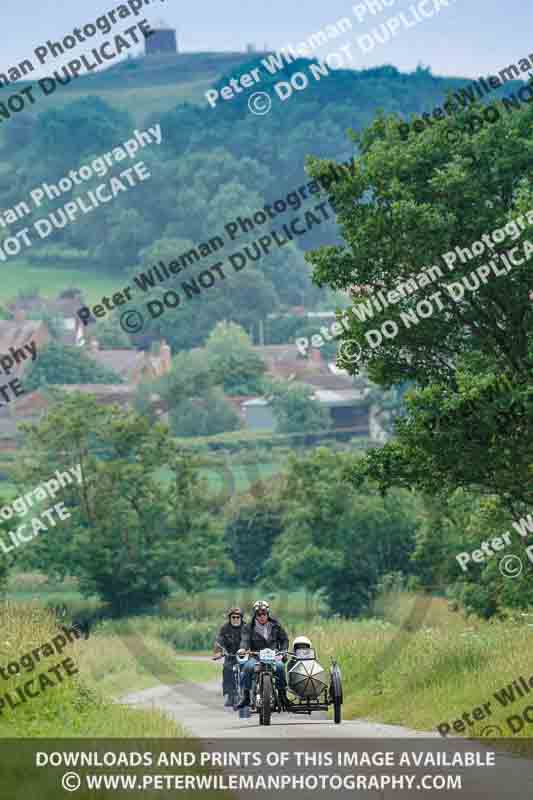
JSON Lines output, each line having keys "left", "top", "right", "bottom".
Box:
{"left": 3, "top": 51, "right": 271, "bottom": 124}
{"left": 0, "top": 53, "right": 526, "bottom": 305}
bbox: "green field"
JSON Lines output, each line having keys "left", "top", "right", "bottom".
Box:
{"left": 200, "top": 460, "right": 284, "bottom": 494}
{"left": 25, "top": 80, "right": 214, "bottom": 125}
{"left": 0, "top": 261, "right": 120, "bottom": 304}
{"left": 154, "top": 459, "right": 286, "bottom": 497}
{"left": 4, "top": 51, "right": 266, "bottom": 125}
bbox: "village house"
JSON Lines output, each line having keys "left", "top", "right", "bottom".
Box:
{"left": 0, "top": 336, "right": 173, "bottom": 452}
{"left": 7, "top": 289, "right": 89, "bottom": 346}
{"left": 84, "top": 338, "right": 172, "bottom": 383}
{"left": 236, "top": 344, "right": 378, "bottom": 439}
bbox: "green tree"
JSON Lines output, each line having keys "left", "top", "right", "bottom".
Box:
{"left": 224, "top": 480, "right": 286, "bottom": 584}
{"left": 205, "top": 321, "right": 266, "bottom": 395}
{"left": 410, "top": 489, "right": 533, "bottom": 619}
{"left": 91, "top": 317, "right": 134, "bottom": 349}
{"left": 306, "top": 97, "right": 533, "bottom": 511}
{"left": 31, "top": 97, "right": 132, "bottom": 169}
{"left": 24, "top": 343, "right": 123, "bottom": 391}
{"left": 169, "top": 389, "right": 241, "bottom": 437}
{"left": 19, "top": 394, "right": 223, "bottom": 615}
{"left": 264, "top": 449, "right": 418, "bottom": 615}
{"left": 149, "top": 350, "right": 241, "bottom": 437}
{"left": 268, "top": 380, "right": 331, "bottom": 434}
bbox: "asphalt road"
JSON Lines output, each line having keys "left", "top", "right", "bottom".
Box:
{"left": 120, "top": 656, "right": 432, "bottom": 739}
{"left": 119, "top": 657, "right": 533, "bottom": 798}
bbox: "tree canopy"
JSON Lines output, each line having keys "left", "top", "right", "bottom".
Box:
{"left": 17, "top": 395, "right": 224, "bottom": 614}
{"left": 205, "top": 321, "right": 266, "bottom": 395}
{"left": 24, "top": 343, "right": 123, "bottom": 391}
{"left": 306, "top": 96, "right": 533, "bottom": 513}
{"left": 263, "top": 449, "right": 419, "bottom": 615}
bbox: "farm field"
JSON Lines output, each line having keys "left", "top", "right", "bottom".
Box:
{"left": 0, "top": 262, "right": 120, "bottom": 305}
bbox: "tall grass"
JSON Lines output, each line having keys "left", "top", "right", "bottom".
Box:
{"left": 7, "top": 582, "right": 533, "bottom": 744}
{"left": 307, "top": 591, "right": 533, "bottom": 743}
{"left": 161, "top": 588, "right": 326, "bottom": 626}
{"left": 0, "top": 602, "right": 184, "bottom": 737}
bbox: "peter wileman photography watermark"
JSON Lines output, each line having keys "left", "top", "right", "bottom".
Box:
{"left": 206, "top": 0, "right": 455, "bottom": 113}
{"left": 437, "top": 669, "right": 533, "bottom": 737}
{"left": 0, "top": 338, "right": 38, "bottom": 407}
{"left": 397, "top": 54, "right": 533, "bottom": 140}
{"left": 0, "top": 125, "right": 161, "bottom": 263}
{"left": 456, "top": 510, "right": 533, "bottom": 575}
{"left": 0, "top": 0, "right": 156, "bottom": 120}
{"left": 340, "top": 210, "right": 533, "bottom": 358}
{"left": 0, "top": 626, "right": 80, "bottom": 714}
{"left": 75, "top": 160, "right": 355, "bottom": 334}
{"left": 0, "top": 464, "right": 82, "bottom": 556}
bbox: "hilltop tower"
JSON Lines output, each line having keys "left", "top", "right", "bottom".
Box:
{"left": 145, "top": 19, "right": 178, "bottom": 55}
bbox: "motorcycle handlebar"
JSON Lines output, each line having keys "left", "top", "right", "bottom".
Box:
{"left": 213, "top": 642, "right": 240, "bottom": 659}
{"left": 247, "top": 649, "right": 296, "bottom": 657}
{"left": 213, "top": 652, "right": 239, "bottom": 660}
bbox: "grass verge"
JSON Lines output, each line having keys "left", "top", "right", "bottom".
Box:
{"left": 0, "top": 602, "right": 185, "bottom": 737}
{"left": 307, "top": 591, "right": 533, "bottom": 750}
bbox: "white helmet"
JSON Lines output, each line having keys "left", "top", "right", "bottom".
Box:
{"left": 292, "top": 635, "right": 312, "bottom": 650}
{"left": 253, "top": 600, "right": 270, "bottom": 614}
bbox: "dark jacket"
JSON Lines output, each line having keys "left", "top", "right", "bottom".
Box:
{"left": 216, "top": 621, "right": 243, "bottom": 655}
{"left": 240, "top": 615, "right": 289, "bottom": 653}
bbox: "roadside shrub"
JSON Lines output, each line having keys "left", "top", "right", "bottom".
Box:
{"left": 161, "top": 621, "right": 215, "bottom": 651}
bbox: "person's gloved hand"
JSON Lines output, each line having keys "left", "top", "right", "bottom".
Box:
{"left": 282, "top": 654, "right": 288, "bottom": 663}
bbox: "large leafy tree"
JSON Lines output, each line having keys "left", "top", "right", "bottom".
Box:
{"left": 268, "top": 380, "right": 331, "bottom": 434}
{"left": 121, "top": 241, "right": 279, "bottom": 352}
{"left": 205, "top": 321, "right": 266, "bottom": 395}
{"left": 147, "top": 349, "right": 241, "bottom": 436}
{"left": 168, "top": 389, "right": 241, "bottom": 438}
{"left": 306, "top": 96, "right": 533, "bottom": 513}
{"left": 224, "top": 479, "right": 286, "bottom": 585}
{"left": 410, "top": 488, "right": 533, "bottom": 618}
{"left": 18, "top": 394, "right": 223, "bottom": 615}
{"left": 24, "top": 343, "right": 123, "bottom": 390}
{"left": 264, "top": 449, "right": 418, "bottom": 615}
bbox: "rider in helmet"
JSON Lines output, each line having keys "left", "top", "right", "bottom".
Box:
{"left": 214, "top": 607, "right": 244, "bottom": 707}
{"left": 237, "top": 600, "right": 289, "bottom": 709}
{"left": 292, "top": 635, "right": 313, "bottom": 659}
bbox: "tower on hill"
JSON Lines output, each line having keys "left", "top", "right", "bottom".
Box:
{"left": 145, "top": 19, "right": 178, "bottom": 55}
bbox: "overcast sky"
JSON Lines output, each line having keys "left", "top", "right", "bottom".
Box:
{"left": 2, "top": 0, "right": 531, "bottom": 81}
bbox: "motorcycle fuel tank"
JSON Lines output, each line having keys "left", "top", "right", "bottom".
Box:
{"left": 288, "top": 659, "right": 328, "bottom": 699}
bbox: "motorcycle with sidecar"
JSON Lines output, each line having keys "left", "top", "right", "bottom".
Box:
{"left": 245, "top": 645, "right": 343, "bottom": 726}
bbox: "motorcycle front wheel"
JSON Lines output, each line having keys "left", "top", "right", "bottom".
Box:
{"left": 261, "top": 673, "right": 272, "bottom": 726}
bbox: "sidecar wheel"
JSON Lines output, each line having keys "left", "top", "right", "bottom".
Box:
{"left": 330, "top": 664, "right": 343, "bottom": 724}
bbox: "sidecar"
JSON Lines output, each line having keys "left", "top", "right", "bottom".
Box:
{"left": 286, "top": 646, "right": 343, "bottom": 723}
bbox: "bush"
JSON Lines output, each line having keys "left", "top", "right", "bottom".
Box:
{"left": 159, "top": 620, "right": 215, "bottom": 651}
{"left": 24, "top": 343, "right": 123, "bottom": 390}
{"left": 169, "top": 388, "right": 241, "bottom": 437}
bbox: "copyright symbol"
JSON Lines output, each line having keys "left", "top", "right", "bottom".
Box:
{"left": 338, "top": 339, "right": 362, "bottom": 365}
{"left": 248, "top": 92, "right": 272, "bottom": 115}
{"left": 499, "top": 554, "right": 523, "bottom": 579}
{"left": 62, "top": 772, "right": 81, "bottom": 792}
{"left": 120, "top": 310, "right": 144, "bottom": 334}
{"left": 479, "top": 725, "right": 503, "bottom": 737}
